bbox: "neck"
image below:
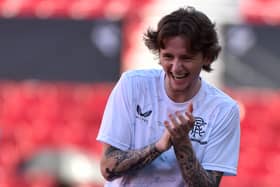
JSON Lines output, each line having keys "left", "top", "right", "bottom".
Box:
{"left": 167, "top": 78, "right": 201, "bottom": 103}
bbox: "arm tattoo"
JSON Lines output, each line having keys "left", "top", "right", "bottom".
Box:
{"left": 104, "top": 143, "right": 161, "bottom": 180}
{"left": 206, "top": 170, "right": 223, "bottom": 187}
{"left": 173, "top": 140, "right": 223, "bottom": 187}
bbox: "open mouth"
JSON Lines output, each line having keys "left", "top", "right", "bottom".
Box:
{"left": 171, "top": 73, "right": 189, "bottom": 80}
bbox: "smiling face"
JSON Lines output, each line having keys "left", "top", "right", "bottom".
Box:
{"left": 160, "top": 36, "right": 211, "bottom": 102}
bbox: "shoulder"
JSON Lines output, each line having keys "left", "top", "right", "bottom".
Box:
{"left": 200, "top": 79, "right": 239, "bottom": 110}
{"left": 199, "top": 81, "right": 240, "bottom": 132}
{"left": 119, "top": 69, "right": 162, "bottom": 88}
{"left": 113, "top": 69, "right": 162, "bottom": 91}
{"left": 117, "top": 69, "right": 163, "bottom": 100}
{"left": 121, "top": 69, "right": 162, "bottom": 80}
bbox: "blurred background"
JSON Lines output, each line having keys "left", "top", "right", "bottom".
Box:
{"left": 0, "top": 0, "right": 279, "bottom": 186}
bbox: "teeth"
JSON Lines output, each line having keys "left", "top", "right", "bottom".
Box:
{"left": 173, "top": 73, "right": 187, "bottom": 79}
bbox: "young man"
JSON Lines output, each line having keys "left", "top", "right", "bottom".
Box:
{"left": 97, "top": 6, "right": 240, "bottom": 187}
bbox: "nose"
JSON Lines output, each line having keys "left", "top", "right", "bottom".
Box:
{"left": 171, "top": 59, "right": 184, "bottom": 72}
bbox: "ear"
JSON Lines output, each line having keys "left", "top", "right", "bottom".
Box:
{"left": 202, "top": 57, "right": 212, "bottom": 65}
{"left": 202, "top": 57, "right": 213, "bottom": 71}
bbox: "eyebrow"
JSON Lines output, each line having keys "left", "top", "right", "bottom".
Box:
{"left": 161, "top": 52, "right": 195, "bottom": 58}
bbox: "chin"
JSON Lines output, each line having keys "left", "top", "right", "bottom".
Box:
{"left": 171, "top": 85, "right": 189, "bottom": 93}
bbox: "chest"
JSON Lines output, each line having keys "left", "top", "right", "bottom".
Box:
{"left": 132, "top": 98, "right": 213, "bottom": 153}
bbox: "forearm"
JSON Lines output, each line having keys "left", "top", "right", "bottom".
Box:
{"left": 101, "top": 143, "right": 162, "bottom": 181}
{"left": 173, "top": 139, "right": 220, "bottom": 187}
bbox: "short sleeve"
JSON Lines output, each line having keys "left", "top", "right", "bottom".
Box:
{"left": 96, "top": 73, "right": 134, "bottom": 151}
{"left": 201, "top": 103, "right": 240, "bottom": 176}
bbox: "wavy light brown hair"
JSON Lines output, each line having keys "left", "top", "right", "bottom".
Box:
{"left": 144, "top": 6, "right": 221, "bottom": 72}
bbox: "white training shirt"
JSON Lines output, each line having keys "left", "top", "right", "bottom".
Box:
{"left": 97, "top": 69, "right": 240, "bottom": 187}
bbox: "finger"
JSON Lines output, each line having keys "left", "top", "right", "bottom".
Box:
{"left": 176, "top": 111, "right": 188, "bottom": 124}
{"left": 168, "top": 113, "right": 179, "bottom": 126}
{"left": 175, "top": 112, "right": 194, "bottom": 134}
{"left": 185, "top": 111, "right": 195, "bottom": 128}
{"left": 163, "top": 129, "right": 171, "bottom": 138}
{"left": 164, "top": 120, "right": 178, "bottom": 137}
{"left": 164, "top": 120, "right": 172, "bottom": 130}
{"left": 162, "top": 126, "right": 171, "bottom": 138}
{"left": 187, "top": 102, "right": 193, "bottom": 113}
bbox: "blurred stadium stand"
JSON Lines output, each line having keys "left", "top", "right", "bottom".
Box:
{"left": 0, "top": 81, "right": 113, "bottom": 187}
{"left": 220, "top": 89, "right": 280, "bottom": 187}
{"left": 0, "top": 0, "right": 279, "bottom": 187}
{"left": 222, "top": 24, "right": 280, "bottom": 89}
{"left": 241, "top": 0, "right": 280, "bottom": 24}
{"left": 0, "top": 18, "right": 122, "bottom": 82}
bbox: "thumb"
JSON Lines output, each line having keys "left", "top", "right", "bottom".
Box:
{"left": 187, "top": 102, "right": 193, "bottom": 113}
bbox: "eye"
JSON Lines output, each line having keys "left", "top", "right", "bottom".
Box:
{"left": 180, "top": 55, "right": 193, "bottom": 62}
{"left": 162, "top": 53, "right": 174, "bottom": 59}
{"left": 162, "top": 53, "right": 174, "bottom": 60}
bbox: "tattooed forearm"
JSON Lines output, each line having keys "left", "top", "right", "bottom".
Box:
{"left": 206, "top": 170, "right": 223, "bottom": 187}
{"left": 173, "top": 140, "right": 223, "bottom": 187}
{"left": 102, "top": 143, "right": 162, "bottom": 181}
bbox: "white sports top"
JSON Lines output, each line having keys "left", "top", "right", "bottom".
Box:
{"left": 97, "top": 69, "right": 240, "bottom": 187}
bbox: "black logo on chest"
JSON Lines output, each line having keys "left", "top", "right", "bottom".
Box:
{"left": 137, "top": 105, "right": 152, "bottom": 117}
{"left": 136, "top": 105, "right": 152, "bottom": 123}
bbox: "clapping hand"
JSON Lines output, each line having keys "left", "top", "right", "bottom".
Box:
{"left": 156, "top": 103, "right": 195, "bottom": 152}
{"left": 164, "top": 103, "right": 195, "bottom": 143}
